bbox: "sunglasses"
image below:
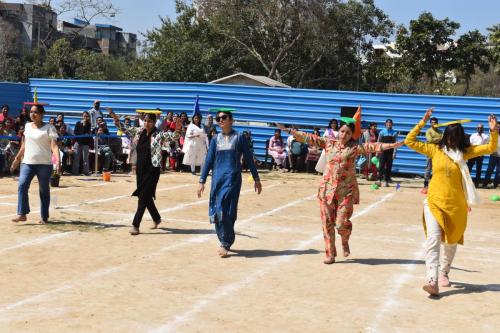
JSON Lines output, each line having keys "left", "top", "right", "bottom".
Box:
{"left": 215, "top": 114, "right": 229, "bottom": 122}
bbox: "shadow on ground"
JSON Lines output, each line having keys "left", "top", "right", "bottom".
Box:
{"left": 230, "top": 248, "right": 320, "bottom": 258}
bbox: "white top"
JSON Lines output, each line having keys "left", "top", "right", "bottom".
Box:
{"left": 323, "top": 128, "right": 338, "bottom": 139}
{"left": 23, "top": 122, "right": 58, "bottom": 165}
{"left": 181, "top": 123, "right": 208, "bottom": 166}
{"left": 469, "top": 132, "right": 489, "bottom": 146}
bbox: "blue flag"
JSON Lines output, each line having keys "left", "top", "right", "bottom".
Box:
{"left": 192, "top": 95, "right": 201, "bottom": 118}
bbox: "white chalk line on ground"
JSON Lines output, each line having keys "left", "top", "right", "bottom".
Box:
{"left": 0, "top": 181, "right": 109, "bottom": 200}
{"left": 148, "top": 192, "right": 396, "bottom": 333}
{"left": 0, "top": 184, "right": 287, "bottom": 314}
{"left": 0, "top": 232, "right": 74, "bottom": 255}
{"left": 0, "top": 183, "right": 277, "bottom": 256}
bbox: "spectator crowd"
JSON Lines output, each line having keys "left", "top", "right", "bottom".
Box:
{"left": 1, "top": 100, "right": 499, "bottom": 190}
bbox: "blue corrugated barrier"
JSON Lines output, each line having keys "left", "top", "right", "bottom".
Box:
{"left": 0, "top": 82, "right": 30, "bottom": 116}
{"left": 23, "top": 79, "right": 500, "bottom": 175}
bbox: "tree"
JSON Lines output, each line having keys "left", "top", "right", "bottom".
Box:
{"left": 454, "top": 30, "right": 490, "bottom": 95}
{"left": 488, "top": 24, "right": 500, "bottom": 75}
{"left": 43, "top": 38, "right": 76, "bottom": 78}
{"left": 395, "top": 12, "right": 459, "bottom": 92}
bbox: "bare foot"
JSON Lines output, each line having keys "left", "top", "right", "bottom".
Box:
{"left": 323, "top": 256, "right": 335, "bottom": 264}
{"left": 217, "top": 246, "right": 229, "bottom": 258}
{"left": 39, "top": 219, "right": 48, "bottom": 224}
{"left": 342, "top": 241, "right": 350, "bottom": 257}
{"left": 12, "top": 215, "right": 27, "bottom": 223}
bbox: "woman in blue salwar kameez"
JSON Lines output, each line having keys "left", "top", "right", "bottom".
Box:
{"left": 198, "top": 109, "right": 262, "bottom": 258}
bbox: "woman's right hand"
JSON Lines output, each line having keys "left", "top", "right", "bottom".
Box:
{"left": 422, "top": 107, "right": 434, "bottom": 123}
{"left": 10, "top": 158, "right": 20, "bottom": 173}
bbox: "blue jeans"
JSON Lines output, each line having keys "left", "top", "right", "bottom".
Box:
{"left": 18, "top": 163, "right": 52, "bottom": 220}
{"left": 484, "top": 155, "right": 500, "bottom": 187}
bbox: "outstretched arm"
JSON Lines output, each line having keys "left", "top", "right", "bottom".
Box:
{"left": 359, "top": 141, "right": 405, "bottom": 155}
{"left": 464, "top": 115, "right": 498, "bottom": 160}
{"left": 275, "top": 123, "right": 328, "bottom": 149}
{"left": 404, "top": 108, "right": 437, "bottom": 158}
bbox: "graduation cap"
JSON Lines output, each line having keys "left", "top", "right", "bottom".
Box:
{"left": 23, "top": 88, "right": 49, "bottom": 108}
{"left": 433, "top": 119, "right": 471, "bottom": 128}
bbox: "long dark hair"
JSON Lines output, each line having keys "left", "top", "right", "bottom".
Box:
{"left": 439, "top": 123, "right": 470, "bottom": 152}
{"left": 329, "top": 119, "right": 338, "bottom": 130}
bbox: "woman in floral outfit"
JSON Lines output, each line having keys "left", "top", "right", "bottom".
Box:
{"left": 277, "top": 119, "right": 403, "bottom": 264}
{"left": 110, "top": 109, "right": 181, "bottom": 235}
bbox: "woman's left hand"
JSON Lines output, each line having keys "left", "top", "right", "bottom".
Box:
{"left": 488, "top": 114, "right": 498, "bottom": 132}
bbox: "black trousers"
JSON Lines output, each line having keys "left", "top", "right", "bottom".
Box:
{"left": 132, "top": 196, "right": 161, "bottom": 228}
{"left": 467, "top": 156, "right": 484, "bottom": 186}
{"left": 378, "top": 150, "right": 394, "bottom": 182}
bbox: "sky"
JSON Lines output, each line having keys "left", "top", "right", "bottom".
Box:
{"left": 10, "top": 0, "right": 500, "bottom": 40}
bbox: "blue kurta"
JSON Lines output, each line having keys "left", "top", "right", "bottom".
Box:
{"left": 199, "top": 130, "right": 260, "bottom": 248}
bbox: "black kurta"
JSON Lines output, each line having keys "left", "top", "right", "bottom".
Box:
{"left": 132, "top": 129, "right": 161, "bottom": 200}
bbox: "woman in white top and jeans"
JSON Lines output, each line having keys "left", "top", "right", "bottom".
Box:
{"left": 11, "top": 104, "right": 60, "bottom": 224}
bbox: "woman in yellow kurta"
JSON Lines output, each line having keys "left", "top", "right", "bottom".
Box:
{"left": 405, "top": 108, "right": 498, "bottom": 296}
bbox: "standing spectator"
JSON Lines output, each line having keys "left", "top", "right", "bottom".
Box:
{"left": 324, "top": 119, "right": 339, "bottom": 139}
{"left": 48, "top": 117, "right": 56, "bottom": 126}
{"left": 72, "top": 111, "right": 92, "bottom": 175}
{"left": 268, "top": 129, "right": 287, "bottom": 171}
{"left": 316, "top": 119, "right": 339, "bottom": 174}
{"left": 180, "top": 112, "right": 189, "bottom": 128}
{"left": 423, "top": 117, "right": 443, "bottom": 192}
{"left": 483, "top": 122, "right": 500, "bottom": 188}
{"left": 18, "top": 106, "right": 30, "bottom": 127}
{"left": 89, "top": 100, "right": 103, "bottom": 128}
{"left": 467, "top": 123, "right": 489, "bottom": 187}
{"left": 182, "top": 113, "right": 208, "bottom": 175}
{"left": 204, "top": 114, "right": 216, "bottom": 141}
{"left": 0, "top": 105, "right": 14, "bottom": 124}
{"left": 10, "top": 104, "right": 60, "bottom": 224}
{"left": 360, "top": 122, "right": 379, "bottom": 180}
{"left": 377, "top": 119, "right": 398, "bottom": 187}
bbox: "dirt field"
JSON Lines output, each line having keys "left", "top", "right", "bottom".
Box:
{"left": 0, "top": 171, "right": 499, "bottom": 333}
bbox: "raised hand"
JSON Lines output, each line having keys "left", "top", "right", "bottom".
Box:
{"left": 422, "top": 107, "right": 434, "bottom": 123}
{"left": 275, "top": 123, "right": 287, "bottom": 131}
{"left": 488, "top": 114, "right": 498, "bottom": 132}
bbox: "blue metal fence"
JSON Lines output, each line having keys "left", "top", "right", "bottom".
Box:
{"left": 28, "top": 78, "right": 500, "bottom": 175}
{"left": 0, "top": 82, "right": 30, "bottom": 116}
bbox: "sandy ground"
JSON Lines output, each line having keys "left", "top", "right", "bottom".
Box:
{"left": 0, "top": 170, "right": 499, "bottom": 333}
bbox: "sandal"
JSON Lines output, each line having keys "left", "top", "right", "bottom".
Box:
{"left": 12, "top": 215, "right": 27, "bottom": 223}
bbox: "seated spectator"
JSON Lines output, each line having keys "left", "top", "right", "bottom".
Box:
{"left": 0, "top": 105, "right": 14, "bottom": 124}
{"left": 166, "top": 140, "right": 181, "bottom": 171}
{"left": 162, "top": 111, "right": 175, "bottom": 131}
{"left": 306, "top": 128, "right": 321, "bottom": 173}
{"left": 18, "top": 106, "right": 30, "bottom": 126}
{"left": 287, "top": 126, "right": 308, "bottom": 173}
{"left": 0, "top": 119, "right": 17, "bottom": 174}
{"left": 57, "top": 124, "right": 74, "bottom": 173}
{"left": 96, "top": 127, "right": 121, "bottom": 172}
{"left": 48, "top": 117, "right": 56, "bottom": 126}
{"left": 268, "top": 129, "right": 287, "bottom": 171}
{"left": 360, "top": 122, "right": 379, "bottom": 180}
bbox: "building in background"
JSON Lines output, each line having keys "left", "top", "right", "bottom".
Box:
{"left": 0, "top": 2, "right": 136, "bottom": 58}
